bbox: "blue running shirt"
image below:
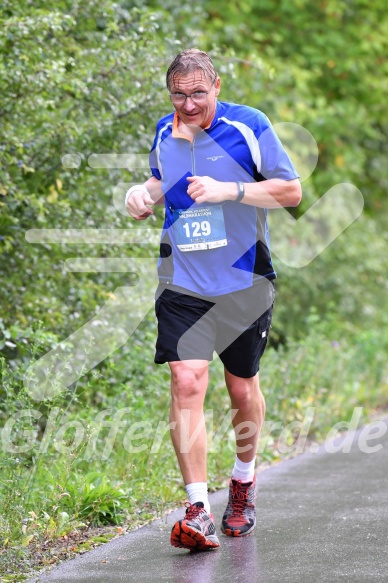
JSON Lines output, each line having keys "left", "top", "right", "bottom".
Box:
{"left": 149, "top": 101, "right": 299, "bottom": 296}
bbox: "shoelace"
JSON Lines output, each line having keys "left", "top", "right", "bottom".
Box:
{"left": 184, "top": 501, "right": 205, "bottom": 520}
{"left": 230, "top": 481, "right": 251, "bottom": 515}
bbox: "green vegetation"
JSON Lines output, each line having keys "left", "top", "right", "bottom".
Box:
{"left": 1, "top": 0, "right": 387, "bottom": 579}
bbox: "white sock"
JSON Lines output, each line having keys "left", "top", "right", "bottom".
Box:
{"left": 185, "top": 482, "right": 210, "bottom": 514}
{"left": 232, "top": 456, "right": 256, "bottom": 482}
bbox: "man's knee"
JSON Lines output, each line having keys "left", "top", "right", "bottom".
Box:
{"left": 226, "top": 374, "right": 264, "bottom": 413}
{"left": 169, "top": 361, "right": 208, "bottom": 405}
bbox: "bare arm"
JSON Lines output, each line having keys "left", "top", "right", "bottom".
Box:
{"left": 125, "top": 176, "right": 164, "bottom": 220}
{"left": 186, "top": 176, "right": 302, "bottom": 209}
{"left": 144, "top": 176, "right": 165, "bottom": 204}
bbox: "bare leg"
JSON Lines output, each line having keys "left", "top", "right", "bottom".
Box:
{"left": 224, "top": 370, "right": 266, "bottom": 462}
{"left": 169, "top": 360, "right": 209, "bottom": 485}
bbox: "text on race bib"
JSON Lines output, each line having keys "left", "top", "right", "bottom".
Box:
{"left": 172, "top": 205, "right": 228, "bottom": 252}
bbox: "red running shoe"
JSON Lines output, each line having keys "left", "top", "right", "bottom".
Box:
{"left": 170, "top": 502, "right": 220, "bottom": 551}
{"left": 221, "top": 476, "right": 257, "bottom": 537}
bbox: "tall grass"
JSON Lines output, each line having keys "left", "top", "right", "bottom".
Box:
{"left": 1, "top": 315, "right": 387, "bottom": 578}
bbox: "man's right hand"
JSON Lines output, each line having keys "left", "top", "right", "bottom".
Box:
{"left": 125, "top": 187, "right": 154, "bottom": 220}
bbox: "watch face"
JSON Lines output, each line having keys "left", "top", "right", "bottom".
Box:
{"left": 236, "top": 182, "right": 245, "bottom": 201}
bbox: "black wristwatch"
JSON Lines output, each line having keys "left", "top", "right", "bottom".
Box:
{"left": 235, "top": 181, "right": 245, "bottom": 202}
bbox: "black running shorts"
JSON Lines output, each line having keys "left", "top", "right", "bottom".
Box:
{"left": 154, "top": 279, "right": 275, "bottom": 378}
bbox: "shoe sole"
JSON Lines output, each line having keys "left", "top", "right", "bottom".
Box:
{"left": 221, "top": 523, "right": 255, "bottom": 537}
{"left": 171, "top": 522, "right": 220, "bottom": 551}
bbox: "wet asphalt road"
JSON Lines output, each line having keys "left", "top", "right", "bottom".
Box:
{"left": 28, "top": 419, "right": 388, "bottom": 583}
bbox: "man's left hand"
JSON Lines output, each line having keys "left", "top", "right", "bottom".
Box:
{"left": 187, "top": 176, "right": 236, "bottom": 204}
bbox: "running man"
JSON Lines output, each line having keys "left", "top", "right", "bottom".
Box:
{"left": 125, "top": 48, "right": 301, "bottom": 551}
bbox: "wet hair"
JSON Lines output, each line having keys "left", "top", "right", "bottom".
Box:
{"left": 166, "top": 48, "right": 217, "bottom": 90}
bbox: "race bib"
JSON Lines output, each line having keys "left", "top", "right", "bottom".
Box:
{"left": 172, "top": 205, "right": 228, "bottom": 252}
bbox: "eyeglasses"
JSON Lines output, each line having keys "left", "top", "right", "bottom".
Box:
{"left": 169, "top": 81, "right": 215, "bottom": 105}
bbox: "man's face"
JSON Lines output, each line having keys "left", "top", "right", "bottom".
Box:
{"left": 169, "top": 71, "right": 221, "bottom": 129}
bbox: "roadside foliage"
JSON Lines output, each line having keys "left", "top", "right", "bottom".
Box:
{"left": 1, "top": 0, "right": 387, "bottom": 577}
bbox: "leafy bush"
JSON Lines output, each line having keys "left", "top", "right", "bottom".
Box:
{"left": 1, "top": 0, "right": 388, "bottom": 579}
